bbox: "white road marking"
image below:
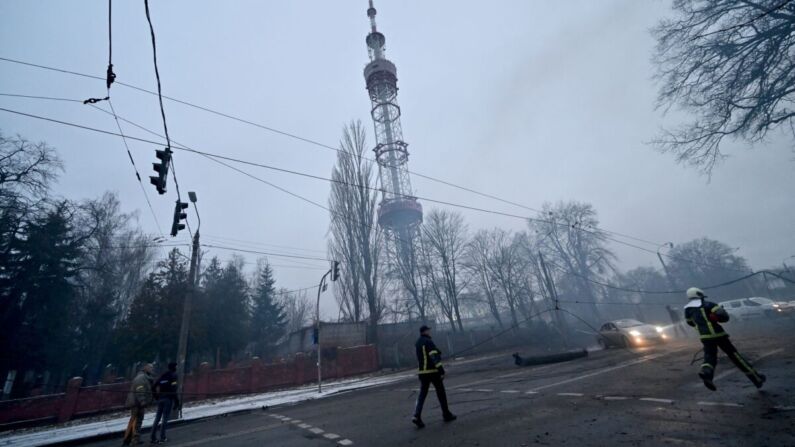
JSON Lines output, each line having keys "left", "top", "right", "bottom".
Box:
{"left": 338, "top": 439, "right": 354, "bottom": 446}
{"left": 324, "top": 433, "right": 341, "bottom": 440}
{"left": 774, "top": 406, "right": 795, "bottom": 411}
{"left": 528, "top": 352, "right": 673, "bottom": 392}
{"left": 475, "top": 389, "right": 494, "bottom": 392}
{"left": 698, "top": 401, "right": 743, "bottom": 408}
{"left": 282, "top": 417, "right": 292, "bottom": 422}
{"left": 557, "top": 392, "right": 584, "bottom": 397}
{"left": 309, "top": 427, "right": 325, "bottom": 434}
{"left": 298, "top": 423, "right": 311, "bottom": 429}
{"left": 458, "top": 388, "right": 474, "bottom": 392}
{"left": 639, "top": 397, "right": 674, "bottom": 404}
{"left": 603, "top": 396, "right": 629, "bottom": 400}
{"left": 500, "top": 390, "right": 520, "bottom": 394}
{"left": 524, "top": 391, "right": 539, "bottom": 395}
{"left": 290, "top": 419, "right": 302, "bottom": 424}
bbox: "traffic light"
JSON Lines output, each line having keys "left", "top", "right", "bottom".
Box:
{"left": 330, "top": 261, "right": 340, "bottom": 281}
{"left": 149, "top": 148, "right": 172, "bottom": 195}
{"left": 170, "top": 200, "right": 188, "bottom": 237}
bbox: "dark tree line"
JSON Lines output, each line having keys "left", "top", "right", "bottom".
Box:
{"left": 0, "top": 131, "right": 299, "bottom": 398}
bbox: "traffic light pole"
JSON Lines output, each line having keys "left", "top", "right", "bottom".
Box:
{"left": 316, "top": 269, "right": 331, "bottom": 394}
{"left": 176, "top": 229, "right": 199, "bottom": 417}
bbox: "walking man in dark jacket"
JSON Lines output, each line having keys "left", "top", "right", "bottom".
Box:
{"left": 684, "top": 287, "right": 766, "bottom": 391}
{"left": 150, "top": 362, "right": 180, "bottom": 444}
{"left": 412, "top": 325, "right": 456, "bottom": 428}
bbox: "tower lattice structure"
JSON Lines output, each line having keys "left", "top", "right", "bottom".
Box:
{"left": 363, "top": 1, "right": 423, "bottom": 301}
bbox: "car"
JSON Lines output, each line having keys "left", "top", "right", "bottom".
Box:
{"left": 597, "top": 319, "right": 667, "bottom": 349}
{"left": 772, "top": 300, "right": 795, "bottom": 315}
{"left": 719, "top": 297, "right": 781, "bottom": 320}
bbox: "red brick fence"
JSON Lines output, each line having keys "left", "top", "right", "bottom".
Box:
{"left": 0, "top": 345, "right": 378, "bottom": 431}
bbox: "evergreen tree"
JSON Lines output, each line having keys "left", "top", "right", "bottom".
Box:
{"left": 1, "top": 203, "right": 83, "bottom": 383}
{"left": 250, "top": 261, "right": 287, "bottom": 358}
{"left": 112, "top": 249, "right": 187, "bottom": 368}
{"left": 199, "top": 257, "right": 250, "bottom": 366}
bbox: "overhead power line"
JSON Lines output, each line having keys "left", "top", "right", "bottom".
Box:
{"left": 0, "top": 56, "right": 664, "bottom": 248}
{"left": 0, "top": 105, "right": 754, "bottom": 275}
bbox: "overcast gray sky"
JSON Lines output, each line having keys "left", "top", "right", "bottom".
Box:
{"left": 1, "top": 1, "right": 793, "bottom": 316}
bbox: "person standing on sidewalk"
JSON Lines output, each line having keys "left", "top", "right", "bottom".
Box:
{"left": 412, "top": 325, "right": 456, "bottom": 428}
{"left": 123, "top": 363, "right": 154, "bottom": 446}
{"left": 684, "top": 287, "right": 766, "bottom": 391}
{"left": 150, "top": 362, "right": 180, "bottom": 444}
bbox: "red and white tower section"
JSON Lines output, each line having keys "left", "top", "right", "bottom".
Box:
{"left": 363, "top": 1, "right": 423, "bottom": 267}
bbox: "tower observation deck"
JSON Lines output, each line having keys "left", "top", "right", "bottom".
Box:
{"left": 363, "top": 1, "right": 422, "bottom": 233}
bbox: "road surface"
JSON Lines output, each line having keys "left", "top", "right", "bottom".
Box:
{"left": 76, "top": 318, "right": 795, "bottom": 446}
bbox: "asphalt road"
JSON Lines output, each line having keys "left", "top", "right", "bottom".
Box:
{"left": 77, "top": 317, "right": 795, "bottom": 447}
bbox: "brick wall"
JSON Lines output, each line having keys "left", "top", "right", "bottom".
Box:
{"left": 0, "top": 345, "right": 378, "bottom": 431}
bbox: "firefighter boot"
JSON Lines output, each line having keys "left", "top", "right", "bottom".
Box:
{"left": 749, "top": 373, "right": 766, "bottom": 389}
{"left": 699, "top": 365, "right": 716, "bottom": 391}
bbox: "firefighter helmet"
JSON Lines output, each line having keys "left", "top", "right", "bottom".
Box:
{"left": 686, "top": 287, "right": 707, "bottom": 300}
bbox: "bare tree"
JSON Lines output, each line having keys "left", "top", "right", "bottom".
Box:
{"left": 464, "top": 229, "right": 505, "bottom": 328}
{"left": 0, "top": 132, "right": 63, "bottom": 203}
{"left": 485, "top": 229, "right": 534, "bottom": 328}
{"left": 530, "top": 202, "right": 616, "bottom": 324}
{"left": 418, "top": 209, "right": 469, "bottom": 331}
{"left": 280, "top": 289, "right": 312, "bottom": 334}
{"left": 328, "top": 120, "right": 384, "bottom": 341}
{"left": 652, "top": 0, "right": 795, "bottom": 174}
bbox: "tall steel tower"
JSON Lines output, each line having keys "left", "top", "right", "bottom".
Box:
{"left": 363, "top": 1, "right": 423, "bottom": 308}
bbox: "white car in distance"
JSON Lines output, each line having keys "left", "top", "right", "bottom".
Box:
{"left": 718, "top": 297, "right": 781, "bottom": 320}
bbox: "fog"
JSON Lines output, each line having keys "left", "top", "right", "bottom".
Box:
{"left": 1, "top": 0, "right": 793, "bottom": 320}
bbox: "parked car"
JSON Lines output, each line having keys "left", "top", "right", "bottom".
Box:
{"left": 719, "top": 297, "right": 781, "bottom": 320}
{"left": 597, "top": 319, "right": 666, "bottom": 348}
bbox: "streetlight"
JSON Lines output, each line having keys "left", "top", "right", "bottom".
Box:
{"left": 656, "top": 242, "right": 675, "bottom": 290}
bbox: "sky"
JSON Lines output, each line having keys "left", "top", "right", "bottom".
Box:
{"left": 1, "top": 1, "right": 793, "bottom": 317}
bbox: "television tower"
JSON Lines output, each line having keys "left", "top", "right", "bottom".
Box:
{"left": 363, "top": 1, "right": 424, "bottom": 308}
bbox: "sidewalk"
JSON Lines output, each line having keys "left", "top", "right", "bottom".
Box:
{"left": 0, "top": 372, "right": 413, "bottom": 447}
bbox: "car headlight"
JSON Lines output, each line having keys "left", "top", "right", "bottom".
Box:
{"left": 773, "top": 304, "right": 780, "bottom": 308}
{"left": 655, "top": 326, "right": 664, "bottom": 333}
{"left": 629, "top": 330, "right": 641, "bottom": 337}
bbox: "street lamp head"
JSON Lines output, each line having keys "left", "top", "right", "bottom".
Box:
{"left": 188, "top": 191, "right": 198, "bottom": 203}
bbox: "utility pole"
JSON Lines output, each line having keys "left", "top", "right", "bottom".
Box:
{"left": 538, "top": 252, "right": 568, "bottom": 348}
{"left": 176, "top": 192, "right": 200, "bottom": 417}
{"left": 315, "top": 261, "right": 340, "bottom": 394}
{"left": 656, "top": 242, "right": 676, "bottom": 290}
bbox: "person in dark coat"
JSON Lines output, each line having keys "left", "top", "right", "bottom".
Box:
{"left": 150, "top": 362, "right": 180, "bottom": 444}
{"left": 412, "top": 325, "right": 456, "bottom": 428}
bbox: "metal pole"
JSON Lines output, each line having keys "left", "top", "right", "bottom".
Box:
{"left": 176, "top": 229, "right": 199, "bottom": 417}
{"left": 656, "top": 243, "right": 676, "bottom": 291}
{"left": 316, "top": 269, "right": 331, "bottom": 394}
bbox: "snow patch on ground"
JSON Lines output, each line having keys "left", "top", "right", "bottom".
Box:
{"left": 0, "top": 373, "right": 412, "bottom": 446}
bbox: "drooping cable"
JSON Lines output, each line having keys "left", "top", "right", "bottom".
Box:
{"left": 0, "top": 105, "right": 764, "bottom": 275}
{"left": 0, "top": 56, "right": 665, "bottom": 248}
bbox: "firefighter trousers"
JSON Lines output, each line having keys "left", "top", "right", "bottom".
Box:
{"left": 700, "top": 336, "right": 762, "bottom": 383}
{"left": 414, "top": 373, "right": 451, "bottom": 418}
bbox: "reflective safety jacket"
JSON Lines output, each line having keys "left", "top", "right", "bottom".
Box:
{"left": 684, "top": 299, "right": 729, "bottom": 340}
{"left": 416, "top": 335, "right": 443, "bottom": 375}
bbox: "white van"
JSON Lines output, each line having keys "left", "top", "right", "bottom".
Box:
{"left": 719, "top": 297, "right": 780, "bottom": 320}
